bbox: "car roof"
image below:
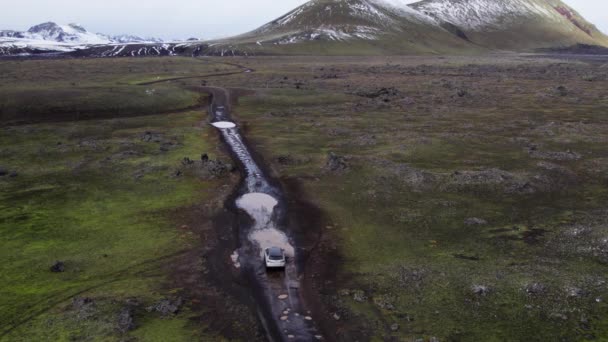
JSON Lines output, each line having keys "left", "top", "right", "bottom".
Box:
{"left": 267, "top": 247, "right": 283, "bottom": 255}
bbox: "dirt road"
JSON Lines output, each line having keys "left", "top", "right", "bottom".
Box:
{"left": 204, "top": 86, "right": 322, "bottom": 341}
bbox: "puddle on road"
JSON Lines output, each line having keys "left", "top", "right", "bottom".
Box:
{"left": 236, "top": 193, "right": 278, "bottom": 227}
{"left": 211, "top": 121, "right": 236, "bottom": 129}
{"left": 249, "top": 228, "right": 295, "bottom": 257}
{"left": 236, "top": 193, "right": 295, "bottom": 257}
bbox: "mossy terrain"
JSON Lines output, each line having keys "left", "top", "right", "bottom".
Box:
{"left": 218, "top": 55, "right": 608, "bottom": 341}
{"left": 0, "top": 57, "right": 239, "bottom": 123}
{"left": 0, "top": 58, "right": 244, "bottom": 341}
{"left": 2, "top": 55, "right": 608, "bottom": 341}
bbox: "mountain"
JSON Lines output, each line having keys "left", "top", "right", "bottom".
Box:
{"left": 411, "top": 0, "right": 608, "bottom": 50}
{"left": 0, "top": 22, "right": 163, "bottom": 56}
{"left": 3, "top": 0, "right": 607, "bottom": 57}
{"left": 203, "top": 0, "right": 608, "bottom": 54}
{"left": 211, "top": 0, "right": 479, "bottom": 55}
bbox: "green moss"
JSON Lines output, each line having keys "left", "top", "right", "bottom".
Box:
{"left": 0, "top": 111, "right": 222, "bottom": 340}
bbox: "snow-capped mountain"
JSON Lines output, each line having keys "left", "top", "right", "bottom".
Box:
{"left": 207, "top": 0, "right": 608, "bottom": 54}
{"left": 2, "top": 0, "right": 607, "bottom": 57}
{"left": 0, "top": 22, "right": 164, "bottom": 56}
{"left": 411, "top": 0, "right": 608, "bottom": 49}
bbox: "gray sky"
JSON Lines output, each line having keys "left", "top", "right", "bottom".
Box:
{"left": 1, "top": 0, "right": 606, "bottom": 40}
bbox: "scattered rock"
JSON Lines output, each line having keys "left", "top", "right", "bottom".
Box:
{"left": 141, "top": 131, "right": 164, "bottom": 143}
{"left": 352, "top": 290, "right": 367, "bottom": 303}
{"left": 332, "top": 313, "right": 341, "bottom": 320}
{"left": 0, "top": 167, "right": 8, "bottom": 176}
{"left": 373, "top": 295, "right": 395, "bottom": 310}
{"left": 276, "top": 155, "right": 295, "bottom": 165}
{"left": 525, "top": 282, "right": 547, "bottom": 296}
{"left": 147, "top": 297, "right": 182, "bottom": 316}
{"left": 181, "top": 157, "right": 194, "bottom": 165}
{"left": 116, "top": 307, "right": 136, "bottom": 333}
{"left": 50, "top": 261, "right": 65, "bottom": 273}
{"left": 202, "top": 159, "right": 232, "bottom": 177}
{"left": 457, "top": 89, "right": 468, "bottom": 97}
{"left": 465, "top": 218, "right": 487, "bottom": 226}
{"left": 280, "top": 315, "right": 288, "bottom": 321}
{"left": 390, "top": 323, "right": 400, "bottom": 332}
{"left": 278, "top": 294, "right": 288, "bottom": 300}
{"left": 8, "top": 171, "right": 17, "bottom": 178}
{"left": 527, "top": 148, "right": 581, "bottom": 161}
{"left": 71, "top": 297, "right": 96, "bottom": 320}
{"left": 566, "top": 287, "right": 586, "bottom": 298}
{"left": 355, "top": 87, "right": 401, "bottom": 100}
{"left": 325, "top": 152, "right": 349, "bottom": 172}
{"left": 201, "top": 153, "right": 209, "bottom": 162}
{"left": 471, "top": 285, "right": 490, "bottom": 296}
{"left": 555, "top": 85, "right": 568, "bottom": 97}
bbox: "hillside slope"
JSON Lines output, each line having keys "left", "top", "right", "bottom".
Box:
{"left": 212, "top": 0, "right": 480, "bottom": 55}
{"left": 412, "top": 0, "right": 608, "bottom": 49}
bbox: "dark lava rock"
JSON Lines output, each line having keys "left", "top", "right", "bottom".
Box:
{"left": 276, "top": 155, "right": 295, "bottom": 165}
{"left": 525, "top": 282, "right": 547, "bottom": 296}
{"left": 0, "top": 167, "right": 7, "bottom": 176}
{"left": 142, "top": 131, "right": 163, "bottom": 143}
{"left": 465, "top": 218, "right": 487, "bottom": 226}
{"left": 50, "top": 261, "right": 65, "bottom": 273}
{"left": 201, "top": 153, "right": 209, "bottom": 162}
{"left": 457, "top": 89, "right": 468, "bottom": 97}
{"left": 147, "top": 297, "right": 182, "bottom": 316}
{"left": 325, "top": 152, "right": 349, "bottom": 172}
{"left": 116, "top": 307, "right": 136, "bottom": 333}
{"left": 471, "top": 285, "right": 490, "bottom": 296}
{"left": 71, "top": 297, "right": 96, "bottom": 320}
{"left": 172, "top": 169, "right": 182, "bottom": 178}
{"left": 181, "top": 157, "right": 194, "bottom": 166}
{"left": 352, "top": 290, "right": 367, "bottom": 303}
{"left": 556, "top": 85, "right": 568, "bottom": 97}
{"left": 567, "top": 287, "right": 587, "bottom": 298}
{"left": 202, "top": 159, "right": 231, "bottom": 177}
{"left": 527, "top": 148, "right": 581, "bottom": 161}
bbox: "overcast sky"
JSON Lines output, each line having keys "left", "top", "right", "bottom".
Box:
{"left": 1, "top": 0, "right": 606, "bottom": 40}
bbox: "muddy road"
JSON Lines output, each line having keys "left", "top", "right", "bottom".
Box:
{"left": 203, "top": 86, "right": 323, "bottom": 341}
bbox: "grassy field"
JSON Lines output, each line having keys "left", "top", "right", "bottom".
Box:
{"left": 0, "top": 58, "right": 239, "bottom": 124}
{"left": 0, "top": 58, "right": 245, "bottom": 341}
{"left": 2, "top": 55, "right": 608, "bottom": 341}
{"left": 221, "top": 55, "right": 608, "bottom": 341}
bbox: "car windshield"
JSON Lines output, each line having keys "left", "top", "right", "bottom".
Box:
{"left": 268, "top": 248, "right": 283, "bottom": 260}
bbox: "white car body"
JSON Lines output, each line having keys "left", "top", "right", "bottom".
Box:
{"left": 264, "top": 247, "right": 286, "bottom": 269}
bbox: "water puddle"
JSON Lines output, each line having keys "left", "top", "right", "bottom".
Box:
{"left": 236, "top": 193, "right": 294, "bottom": 257}
{"left": 211, "top": 121, "right": 236, "bottom": 129}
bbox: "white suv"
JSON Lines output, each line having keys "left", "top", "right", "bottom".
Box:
{"left": 264, "top": 247, "right": 286, "bottom": 269}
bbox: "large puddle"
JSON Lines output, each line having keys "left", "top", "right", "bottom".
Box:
{"left": 237, "top": 193, "right": 295, "bottom": 258}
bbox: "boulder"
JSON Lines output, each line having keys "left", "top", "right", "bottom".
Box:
{"left": 325, "top": 152, "right": 349, "bottom": 172}
{"left": 147, "top": 297, "right": 182, "bottom": 316}
{"left": 465, "top": 218, "right": 487, "bottom": 226}
{"left": 50, "top": 261, "right": 65, "bottom": 273}
{"left": 116, "top": 307, "right": 136, "bottom": 333}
